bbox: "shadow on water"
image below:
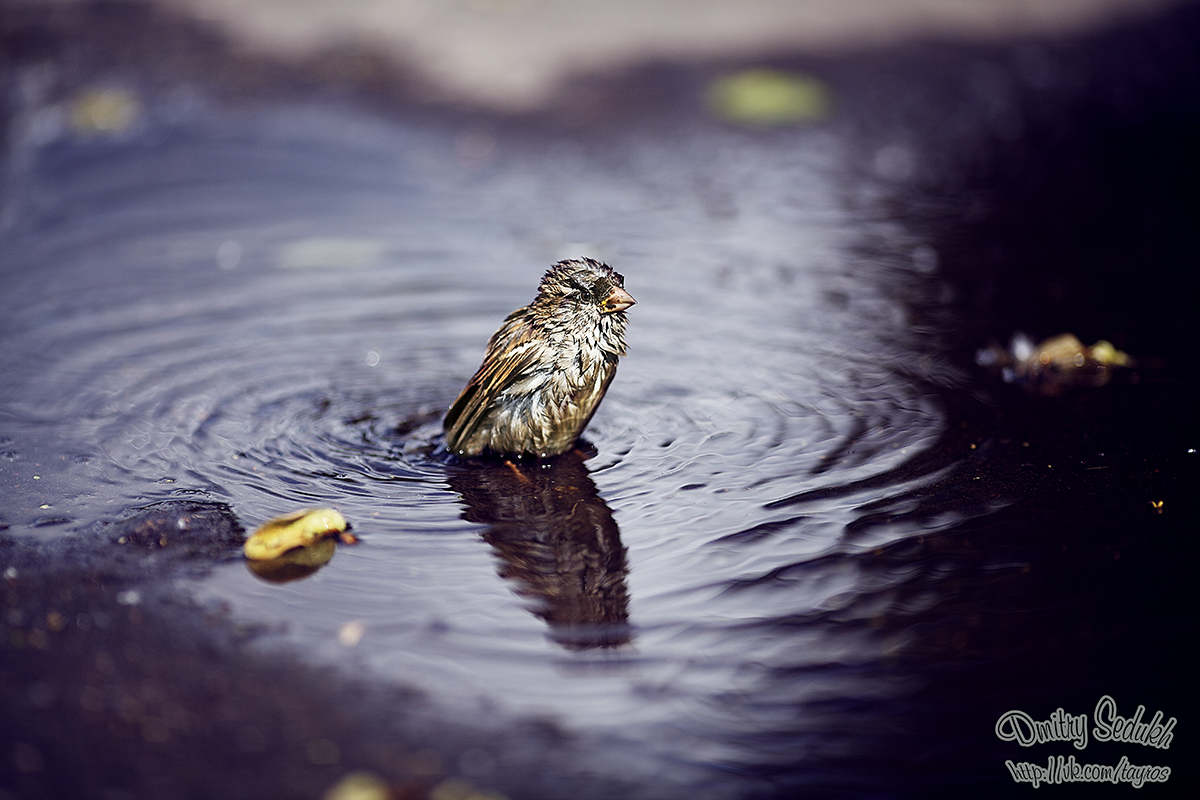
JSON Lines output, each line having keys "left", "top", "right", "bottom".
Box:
{"left": 448, "top": 449, "right": 632, "bottom": 651}
{"left": 1, "top": 2, "right": 1198, "bottom": 799}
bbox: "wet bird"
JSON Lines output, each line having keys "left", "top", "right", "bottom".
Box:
{"left": 444, "top": 258, "right": 636, "bottom": 458}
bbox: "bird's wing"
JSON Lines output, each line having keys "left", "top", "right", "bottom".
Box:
{"left": 443, "top": 310, "right": 542, "bottom": 452}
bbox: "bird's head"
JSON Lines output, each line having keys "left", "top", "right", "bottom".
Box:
{"left": 537, "top": 258, "right": 636, "bottom": 314}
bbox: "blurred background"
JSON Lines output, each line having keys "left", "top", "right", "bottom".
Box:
{"left": 144, "top": 0, "right": 1189, "bottom": 108}
{"left": 5, "top": 0, "right": 1193, "bottom": 111}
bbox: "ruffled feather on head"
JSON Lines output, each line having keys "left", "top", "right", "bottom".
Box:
{"left": 537, "top": 258, "right": 631, "bottom": 312}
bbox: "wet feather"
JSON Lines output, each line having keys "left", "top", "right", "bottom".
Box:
{"left": 444, "top": 258, "right": 635, "bottom": 457}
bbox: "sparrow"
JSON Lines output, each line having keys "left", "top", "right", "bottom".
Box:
{"left": 443, "top": 258, "right": 636, "bottom": 458}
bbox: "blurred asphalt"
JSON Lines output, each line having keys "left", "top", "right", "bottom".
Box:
{"left": 159, "top": 0, "right": 1187, "bottom": 108}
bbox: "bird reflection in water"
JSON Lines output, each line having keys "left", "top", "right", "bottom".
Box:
{"left": 447, "top": 447, "right": 632, "bottom": 650}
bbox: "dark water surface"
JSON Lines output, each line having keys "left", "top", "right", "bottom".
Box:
{"left": 2, "top": 5, "right": 1198, "bottom": 799}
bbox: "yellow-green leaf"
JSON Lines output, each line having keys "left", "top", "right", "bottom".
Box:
{"left": 243, "top": 508, "right": 348, "bottom": 561}
{"left": 707, "top": 70, "right": 832, "bottom": 127}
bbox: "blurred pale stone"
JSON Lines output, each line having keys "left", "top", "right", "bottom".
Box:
{"left": 150, "top": 0, "right": 1186, "bottom": 108}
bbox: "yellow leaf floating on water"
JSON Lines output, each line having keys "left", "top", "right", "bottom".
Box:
{"left": 1088, "top": 339, "right": 1132, "bottom": 368}
{"left": 976, "top": 333, "right": 1134, "bottom": 396}
{"left": 243, "top": 508, "right": 348, "bottom": 561}
{"left": 706, "top": 69, "right": 832, "bottom": 127}
{"left": 247, "top": 537, "right": 338, "bottom": 583}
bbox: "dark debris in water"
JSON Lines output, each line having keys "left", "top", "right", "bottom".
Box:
{"left": 89, "top": 499, "right": 245, "bottom": 558}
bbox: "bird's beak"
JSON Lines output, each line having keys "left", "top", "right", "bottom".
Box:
{"left": 604, "top": 286, "right": 637, "bottom": 313}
